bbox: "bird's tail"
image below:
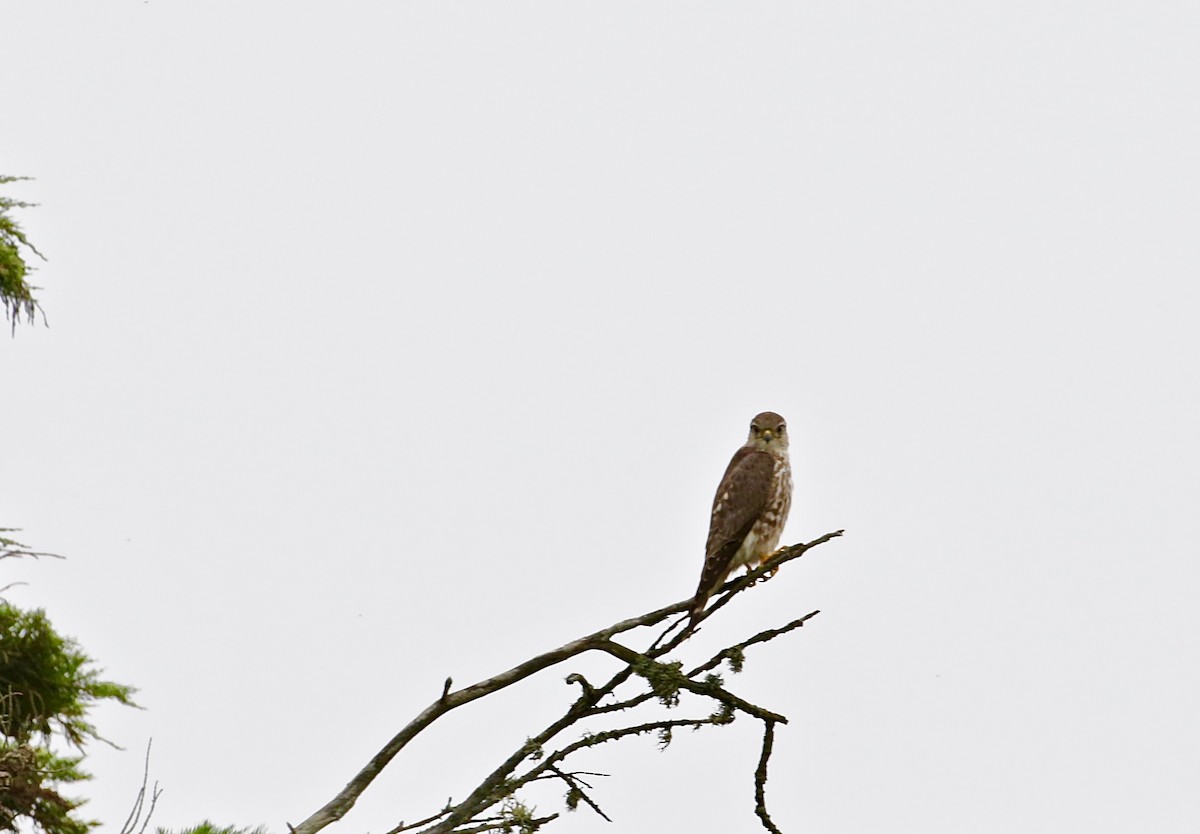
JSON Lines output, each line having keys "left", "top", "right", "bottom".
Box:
{"left": 684, "top": 592, "right": 709, "bottom": 635}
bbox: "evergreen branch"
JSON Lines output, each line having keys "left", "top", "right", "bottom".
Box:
{"left": 0, "top": 176, "right": 48, "bottom": 332}
{"left": 0, "top": 529, "right": 64, "bottom": 561}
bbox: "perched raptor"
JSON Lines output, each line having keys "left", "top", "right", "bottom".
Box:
{"left": 688, "top": 411, "right": 793, "bottom": 631}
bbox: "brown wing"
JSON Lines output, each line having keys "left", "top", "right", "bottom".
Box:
{"left": 688, "top": 448, "right": 775, "bottom": 627}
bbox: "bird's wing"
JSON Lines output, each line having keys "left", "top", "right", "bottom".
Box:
{"left": 694, "top": 448, "right": 775, "bottom": 604}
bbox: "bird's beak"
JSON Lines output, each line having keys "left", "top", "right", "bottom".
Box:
{"left": 761, "top": 429, "right": 775, "bottom": 442}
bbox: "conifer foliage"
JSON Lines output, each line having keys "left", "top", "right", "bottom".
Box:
{"left": 1, "top": 533, "right": 137, "bottom": 834}
{"left": 0, "top": 175, "right": 46, "bottom": 330}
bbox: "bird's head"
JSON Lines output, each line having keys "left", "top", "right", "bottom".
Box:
{"left": 746, "top": 411, "right": 789, "bottom": 451}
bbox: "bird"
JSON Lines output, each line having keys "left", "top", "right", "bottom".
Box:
{"left": 687, "top": 411, "right": 793, "bottom": 632}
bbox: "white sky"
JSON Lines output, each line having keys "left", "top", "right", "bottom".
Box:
{"left": 5, "top": 2, "right": 1200, "bottom": 832}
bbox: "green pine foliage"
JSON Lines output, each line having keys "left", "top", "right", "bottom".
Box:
{"left": 156, "top": 822, "right": 272, "bottom": 834}
{"left": 0, "top": 744, "right": 91, "bottom": 834}
{"left": 0, "top": 605, "right": 137, "bottom": 746}
{"left": 0, "top": 602, "right": 137, "bottom": 834}
{"left": 0, "top": 175, "right": 45, "bottom": 329}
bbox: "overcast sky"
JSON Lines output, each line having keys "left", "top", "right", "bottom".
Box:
{"left": 5, "top": 2, "right": 1200, "bottom": 832}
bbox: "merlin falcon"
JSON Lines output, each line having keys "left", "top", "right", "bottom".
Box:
{"left": 688, "top": 411, "right": 793, "bottom": 631}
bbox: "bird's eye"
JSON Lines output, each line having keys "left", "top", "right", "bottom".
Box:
{"left": 751, "top": 424, "right": 760, "bottom": 434}
{"left": 777, "top": 424, "right": 786, "bottom": 433}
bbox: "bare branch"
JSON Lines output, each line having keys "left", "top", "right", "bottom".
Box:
{"left": 290, "top": 595, "right": 687, "bottom": 834}
{"left": 754, "top": 720, "right": 783, "bottom": 834}
{"left": 291, "top": 530, "right": 844, "bottom": 834}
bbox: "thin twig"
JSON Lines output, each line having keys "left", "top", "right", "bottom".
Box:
{"left": 585, "top": 688, "right": 657, "bottom": 717}
{"left": 533, "top": 716, "right": 720, "bottom": 774}
{"left": 137, "top": 786, "right": 162, "bottom": 834}
{"left": 385, "top": 802, "right": 454, "bottom": 834}
{"left": 687, "top": 611, "right": 821, "bottom": 679}
{"left": 530, "top": 769, "right": 609, "bottom": 785}
{"left": 449, "top": 813, "right": 559, "bottom": 834}
{"left": 547, "top": 765, "right": 612, "bottom": 822}
{"left": 118, "top": 739, "right": 162, "bottom": 834}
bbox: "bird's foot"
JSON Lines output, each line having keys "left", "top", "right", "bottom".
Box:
{"left": 751, "top": 549, "right": 788, "bottom": 583}
{"left": 746, "top": 563, "right": 779, "bottom": 585}
{"left": 752, "top": 567, "right": 780, "bottom": 584}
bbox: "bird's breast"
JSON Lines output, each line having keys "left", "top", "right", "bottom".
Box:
{"left": 731, "top": 458, "right": 792, "bottom": 570}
